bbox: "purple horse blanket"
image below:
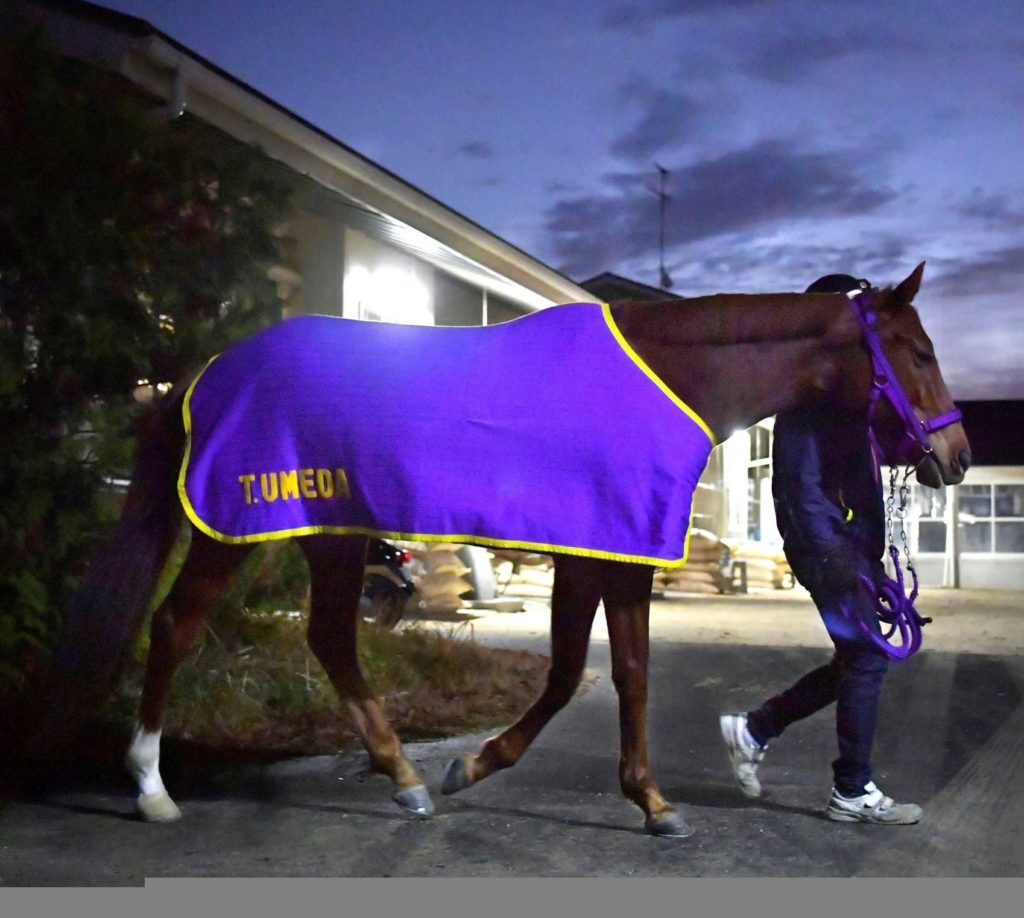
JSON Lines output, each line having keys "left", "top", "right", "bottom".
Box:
{"left": 178, "top": 302, "right": 715, "bottom": 567}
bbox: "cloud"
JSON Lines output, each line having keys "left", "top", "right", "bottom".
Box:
{"left": 546, "top": 179, "right": 586, "bottom": 194}
{"left": 610, "top": 85, "right": 703, "bottom": 160}
{"left": 674, "top": 236, "right": 913, "bottom": 292}
{"left": 955, "top": 189, "right": 1024, "bottom": 230}
{"left": 455, "top": 141, "right": 496, "bottom": 159}
{"left": 543, "top": 139, "right": 897, "bottom": 278}
{"left": 740, "top": 30, "right": 877, "bottom": 84}
{"left": 602, "top": 0, "right": 773, "bottom": 32}
{"left": 928, "top": 246, "right": 1024, "bottom": 296}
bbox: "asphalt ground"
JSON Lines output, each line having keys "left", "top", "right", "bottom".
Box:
{"left": 2, "top": 588, "right": 1023, "bottom": 883}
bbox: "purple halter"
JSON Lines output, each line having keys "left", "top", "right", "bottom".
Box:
{"left": 849, "top": 291, "right": 963, "bottom": 468}
{"left": 844, "top": 291, "right": 962, "bottom": 659}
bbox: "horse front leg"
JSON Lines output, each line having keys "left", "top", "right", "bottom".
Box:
{"left": 603, "top": 562, "right": 693, "bottom": 838}
{"left": 126, "top": 530, "right": 251, "bottom": 822}
{"left": 441, "top": 554, "right": 601, "bottom": 796}
{"left": 301, "top": 535, "right": 433, "bottom": 817}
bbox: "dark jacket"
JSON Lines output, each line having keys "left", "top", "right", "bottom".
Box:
{"left": 772, "top": 404, "right": 885, "bottom": 588}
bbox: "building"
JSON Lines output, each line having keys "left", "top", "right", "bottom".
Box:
{"left": 7, "top": 0, "right": 590, "bottom": 329}
{"left": 907, "top": 400, "right": 1024, "bottom": 589}
{"left": 13, "top": 3, "right": 1020, "bottom": 590}
{"left": 578, "top": 272, "right": 684, "bottom": 305}
{"left": 719, "top": 406, "right": 1024, "bottom": 591}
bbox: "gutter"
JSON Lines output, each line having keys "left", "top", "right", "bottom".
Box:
{"left": 126, "top": 35, "right": 587, "bottom": 310}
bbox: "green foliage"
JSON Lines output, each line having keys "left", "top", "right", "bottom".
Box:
{"left": 0, "top": 27, "right": 296, "bottom": 688}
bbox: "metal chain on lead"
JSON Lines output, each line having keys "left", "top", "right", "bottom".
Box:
{"left": 898, "top": 466, "right": 916, "bottom": 580}
{"left": 851, "top": 462, "right": 925, "bottom": 660}
{"left": 884, "top": 465, "right": 916, "bottom": 577}
{"left": 886, "top": 466, "right": 899, "bottom": 550}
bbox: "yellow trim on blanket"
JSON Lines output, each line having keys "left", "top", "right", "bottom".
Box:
{"left": 179, "top": 518, "right": 696, "bottom": 568}
{"left": 600, "top": 302, "right": 717, "bottom": 445}
{"left": 177, "top": 354, "right": 222, "bottom": 541}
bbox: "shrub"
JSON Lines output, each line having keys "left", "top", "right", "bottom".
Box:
{"left": 0, "top": 27, "right": 295, "bottom": 698}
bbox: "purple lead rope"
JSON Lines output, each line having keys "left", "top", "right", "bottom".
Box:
{"left": 851, "top": 547, "right": 931, "bottom": 660}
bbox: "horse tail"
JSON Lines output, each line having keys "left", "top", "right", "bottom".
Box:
{"left": 38, "top": 385, "right": 189, "bottom": 749}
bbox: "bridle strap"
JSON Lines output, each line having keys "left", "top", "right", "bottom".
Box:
{"left": 840, "top": 289, "right": 960, "bottom": 660}
{"left": 921, "top": 408, "right": 964, "bottom": 433}
{"left": 848, "top": 291, "right": 963, "bottom": 467}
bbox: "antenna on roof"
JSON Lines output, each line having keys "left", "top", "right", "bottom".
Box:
{"left": 653, "top": 164, "right": 673, "bottom": 290}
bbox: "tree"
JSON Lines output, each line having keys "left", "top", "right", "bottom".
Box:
{"left": 0, "top": 28, "right": 296, "bottom": 695}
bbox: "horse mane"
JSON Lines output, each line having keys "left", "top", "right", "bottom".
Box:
{"left": 612, "top": 284, "right": 901, "bottom": 349}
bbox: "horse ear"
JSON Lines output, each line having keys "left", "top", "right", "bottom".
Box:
{"left": 891, "top": 262, "right": 925, "bottom": 307}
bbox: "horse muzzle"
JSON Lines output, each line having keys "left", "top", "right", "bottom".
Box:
{"left": 915, "top": 444, "right": 971, "bottom": 488}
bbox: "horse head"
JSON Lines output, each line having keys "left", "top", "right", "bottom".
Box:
{"left": 843, "top": 263, "right": 971, "bottom": 488}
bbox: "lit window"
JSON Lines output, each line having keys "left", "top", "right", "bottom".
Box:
{"left": 956, "top": 483, "right": 1024, "bottom": 554}
{"left": 912, "top": 485, "right": 947, "bottom": 553}
{"left": 343, "top": 252, "right": 434, "bottom": 326}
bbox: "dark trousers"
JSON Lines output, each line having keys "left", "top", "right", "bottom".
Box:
{"left": 745, "top": 575, "right": 889, "bottom": 796}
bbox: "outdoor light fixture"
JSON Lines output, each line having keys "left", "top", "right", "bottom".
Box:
{"left": 344, "top": 263, "right": 433, "bottom": 325}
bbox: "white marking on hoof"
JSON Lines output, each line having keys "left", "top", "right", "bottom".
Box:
{"left": 126, "top": 724, "right": 180, "bottom": 821}
{"left": 137, "top": 790, "right": 182, "bottom": 822}
{"left": 392, "top": 784, "right": 435, "bottom": 816}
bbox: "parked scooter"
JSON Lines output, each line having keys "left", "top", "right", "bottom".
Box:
{"left": 360, "top": 538, "right": 419, "bottom": 628}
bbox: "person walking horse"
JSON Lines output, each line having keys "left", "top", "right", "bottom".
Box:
{"left": 721, "top": 273, "right": 923, "bottom": 825}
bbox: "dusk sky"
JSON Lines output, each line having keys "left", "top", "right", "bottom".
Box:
{"left": 99, "top": 0, "right": 1023, "bottom": 400}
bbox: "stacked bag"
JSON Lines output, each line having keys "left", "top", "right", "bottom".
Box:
{"left": 489, "top": 550, "right": 555, "bottom": 598}
{"left": 721, "top": 539, "right": 792, "bottom": 590}
{"left": 407, "top": 543, "right": 474, "bottom": 616}
{"left": 653, "top": 529, "right": 730, "bottom": 595}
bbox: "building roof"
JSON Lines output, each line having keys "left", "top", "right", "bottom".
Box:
{"left": 578, "top": 272, "right": 683, "bottom": 303}
{"left": 9, "top": 0, "right": 589, "bottom": 310}
{"left": 958, "top": 400, "right": 1024, "bottom": 467}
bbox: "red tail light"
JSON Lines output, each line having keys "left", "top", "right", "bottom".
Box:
{"left": 399, "top": 550, "right": 412, "bottom": 564}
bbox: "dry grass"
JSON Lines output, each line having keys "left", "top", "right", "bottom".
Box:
{"left": 0, "top": 535, "right": 550, "bottom": 770}
{"left": 107, "top": 611, "right": 550, "bottom": 757}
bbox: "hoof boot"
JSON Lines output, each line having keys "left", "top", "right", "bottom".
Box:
{"left": 137, "top": 791, "right": 182, "bottom": 823}
{"left": 441, "top": 758, "right": 473, "bottom": 795}
{"left": 392, "top": 784, "right": 435, "bottom": 817}
{"left": 645, "top": 809, "right": 694, "bottom": 838}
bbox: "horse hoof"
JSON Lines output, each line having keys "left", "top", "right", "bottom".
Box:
{"left": 137, "top": 791, "right": 182, "bottom": 823}
{"left": 646, "top": 809, "right": 694, "bottom": 838}
{"left": 392, "top": 784, "right": 435, "bottom": 817}
{"left": 441, "top": 758, "right": 472, "bottom": 795}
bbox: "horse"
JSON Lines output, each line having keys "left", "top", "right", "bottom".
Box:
{"left": 40, "top": 262, "right": 970, "bottom": 838}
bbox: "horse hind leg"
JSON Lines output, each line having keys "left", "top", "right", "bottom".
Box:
{"left": 126, "top": 531, "right": 251, "bottom": 822}
{"left": 300, "top": 535, "right": 434, "bottom": 817}
{"left": 441, "top": 554, "right": 601, "bottom": 796}
{"left": 603, "top": 562, "right": 693, "bottom": 838}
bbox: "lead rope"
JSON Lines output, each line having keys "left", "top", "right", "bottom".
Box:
{"left": 851, "top": 466, "right": 932, "bottom": 659}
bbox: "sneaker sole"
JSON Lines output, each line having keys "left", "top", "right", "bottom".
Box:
{"left": 826, "top": 807, "right": 922, "bottom": 825}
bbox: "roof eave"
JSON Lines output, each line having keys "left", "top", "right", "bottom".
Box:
{"left": 74, "top": 11, "right": 589, "bottom": 310}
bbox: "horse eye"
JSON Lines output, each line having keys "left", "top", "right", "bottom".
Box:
{"left": 913, "top": 350, "right": 935, "bottom": 367}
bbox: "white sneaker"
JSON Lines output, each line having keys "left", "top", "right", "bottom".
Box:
{"left": 826, "top": 782, "right": 923, "bottom": 824}
{"left": 720, "top": 713, "right": 766, "bottom": 798}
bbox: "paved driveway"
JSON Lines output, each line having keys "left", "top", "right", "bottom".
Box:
{"left": 2, "top": 589, "right": 1022, "bottom": 882}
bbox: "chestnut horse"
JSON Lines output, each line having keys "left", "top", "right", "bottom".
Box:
{"left": 42, "top": 263, "right": 970, "bottom": 837}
